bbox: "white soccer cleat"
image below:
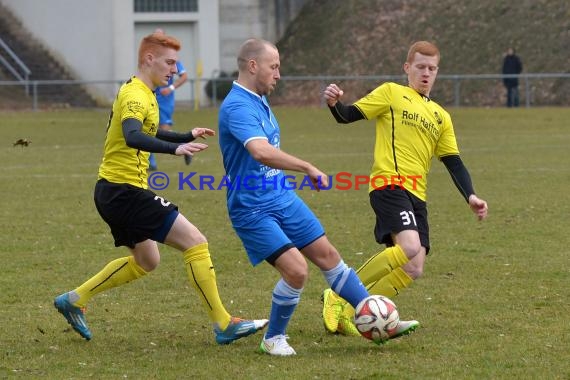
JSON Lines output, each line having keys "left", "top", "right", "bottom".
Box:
{"left": 259, "top": 334, "right": 297, "bottom": 356}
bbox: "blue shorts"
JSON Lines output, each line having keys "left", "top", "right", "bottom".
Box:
{"left": 232, "top": 197, "right": 325, "bottom": 266}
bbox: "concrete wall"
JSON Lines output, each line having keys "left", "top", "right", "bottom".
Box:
{"left": 218, "top": 0, "right": 306, "bottom": 74}
{"left": 2, "top": 0, "right": 118, "bottom": 82}
{"left": 1, "top": 0, "right": 219, "bottom": 102}
{"left": 0, "top": 0, "right": 304, "bottom": 100}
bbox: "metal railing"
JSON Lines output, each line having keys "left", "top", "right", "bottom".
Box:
{"left": 204, "top": 73, "right": 570, "bottom": 108}
{"left": 0, "top": 73, "right": 569, "bottom": 110}
{"left": 0, "top": 37, "right": 32, "bottom": 95}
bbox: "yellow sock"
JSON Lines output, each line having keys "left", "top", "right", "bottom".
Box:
{"left": 366, "top": 267, "right": 413, "bottom": 299}
{"left": 183, "top": 243, "right": 231, "bottom": 329}
{"left": 73, "top": 256, "right": 147, "bottom": 307}
{"left": 356, "top": 245, "right": 409, "bottom": 286}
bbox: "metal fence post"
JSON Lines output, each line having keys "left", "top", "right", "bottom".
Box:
{"left": 453, "top": 75, "right": 461, "bottom": 107}
{"left": 320, "top": 80, "right": 326, "bottom": 108}
{"left": 32, "top": 81, "right": 38, "bottom": 111}
{"left": 524, "top": 74, "right": 530, "bottom": 108}
{"left": 212, "top": 78, "right": 217, "bottom": 108}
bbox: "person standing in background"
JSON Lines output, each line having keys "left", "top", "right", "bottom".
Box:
{"left": 502, "top": 47, "right": 523, "bottom": 107}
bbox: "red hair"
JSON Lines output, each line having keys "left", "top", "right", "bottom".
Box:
{"left": 406, "top": 41, "right": 440, "bottom": 63}
{"left": 138, "top": 32, "right": 181, "bottom": 67}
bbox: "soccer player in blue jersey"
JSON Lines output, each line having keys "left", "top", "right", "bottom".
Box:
{"left": 149, "top": 29, "right": 190, "bottom": 170}
{"left": 218, "top": 38, "right": 373, "bottom": 356}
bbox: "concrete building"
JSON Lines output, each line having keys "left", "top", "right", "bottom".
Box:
{"left": 0, "top": 0, "right": 305, "bottom": 103}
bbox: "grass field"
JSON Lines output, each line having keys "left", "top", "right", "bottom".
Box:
{"left": 1, "top": 106, "right": 569, "bottom": 379}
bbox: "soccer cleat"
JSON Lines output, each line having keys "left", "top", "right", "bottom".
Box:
{"left": 336, "top": 301, "right": 361, "bottom": 336}
{"left": 322, "top": 288, "right": 342, "bottom": 333}
{"left": 387, "top": 319, "right": 420, "bottom": 340}
{"left": 337, "top": 316, "right": 362, "bottom": 336}
{"left": 54, "top": 293, "right": 92, "bottom": 341}
{"left": 337, "top": 305, "right": 361, "bottom": 337}
{"left": 214, "top": 317, "right": 268, "bottom": 345}
{"left": 259, "top": 334, "right": 296, "bottom": 356}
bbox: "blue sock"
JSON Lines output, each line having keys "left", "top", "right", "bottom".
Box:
{"left": 265, "top": 278, "right": 302, "bottom": 339}
{"left": 322, "top": 260, "right": 369, "bottom": 308}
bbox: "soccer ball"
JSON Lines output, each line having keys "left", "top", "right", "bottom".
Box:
{"left": 354, "top": 295, "right": 400, "bottom": 343}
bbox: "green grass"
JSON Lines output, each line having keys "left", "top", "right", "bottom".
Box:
{"left": 1, "top": 106, "right": 569, "bottom": 379}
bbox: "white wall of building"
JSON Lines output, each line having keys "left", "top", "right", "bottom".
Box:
{"left": 1, "top": 0, "right": 219, "bottom": 103}
{"left": 2, "top": 0, "right": 118, "bottom": 82}
{"left": 218, "top": 0, "right": 306, "bottom": 74}
{"left": 1, "top": 0, "right": 304, "bottom": 103}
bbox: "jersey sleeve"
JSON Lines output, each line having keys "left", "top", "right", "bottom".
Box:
{"left": 435, "top": 109, "right": 460, "bottom": 158}
{"left": 353, "top": 82, "right": 392, "bottom": 120}
{"left": 176, "top": 61, "right": 187, "bottom": 76}
{"left": 118, "top": 86, "right": 149, "bottom": 123}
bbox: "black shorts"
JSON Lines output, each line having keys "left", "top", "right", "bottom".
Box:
{"left": 369, "top": 187, "right": 430, "bottom": 252}
{"left": 94, "top": 179, "right": 179, "bottom": 248}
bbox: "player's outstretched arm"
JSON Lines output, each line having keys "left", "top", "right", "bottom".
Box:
{"left": 191, "top": 127, "right": 216, "bottom": 140}
{"left": 155, "top": 127, "right": 215, "bottom": 143}
{"left": 174, "top": 142, "right": 208, "bottom": 158}
{"left": 246, "top": 139, "right": 328, "bottom": 191}
{"left": 123, "top": 118, "right": 178, "bottom": 153}
{"left": 323, "top": 83, "right": 344, "bottom": 107}
{"left": 441, "top": 155, "right": 488, "bottom": 221}
{"left": 324, "top": 83, "right": 365, "bottom": 124}
{"left": 468, "top": 194, "right": 488, "bottom": 221}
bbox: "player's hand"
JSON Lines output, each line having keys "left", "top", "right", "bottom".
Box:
{"left": 468, "top": 194, "right": 488, "bottom": 221}
{"left": 192, "top": 127, "right": 216, "bottom": 140}
{"left": 307, "top": 166, "right": 329, "bottom": 192}
{"left": 159, "top": 87, "right": 173, "bottom": 96}
{"left": 323, "top": 84, "right": 344, "bottom": 107}
{"left": 175, "top": 142, "right": 208, "bottom": 158}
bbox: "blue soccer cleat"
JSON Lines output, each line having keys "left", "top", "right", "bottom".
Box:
{"left": 54, "top": 293, "right": 92, "bottom": 341}
{"left": 214, "top": 317, "right": 268, "bottom": 345}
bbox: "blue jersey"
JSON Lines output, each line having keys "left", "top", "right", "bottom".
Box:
{"left": 156, "top": 61, "right": 186, "bottom": 125}
{"left": 219, "top": 82, "right": 296, "bottom": 219}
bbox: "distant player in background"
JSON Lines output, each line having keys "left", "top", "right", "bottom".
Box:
{"left": 321, "top": 41, "right": 488, "bottom": 336}
{"left": 54, "top": 31, "right": 268, "bottom": 343}
{"left": 502, "top": 47, "right": 523, "bottom": 107}
{"left": 149, "top": 28, "right": 189, "bottom": 170}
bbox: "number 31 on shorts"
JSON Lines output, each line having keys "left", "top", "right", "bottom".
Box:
{"left": 400, "top": 211, "right": 417, "bottom": 226}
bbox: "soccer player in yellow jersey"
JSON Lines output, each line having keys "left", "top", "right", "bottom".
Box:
{"left": 321, "top": 41, "right": 488, "bottom": 337}
{"left": 54, "top": 31, "right": 268, "bottom": 343}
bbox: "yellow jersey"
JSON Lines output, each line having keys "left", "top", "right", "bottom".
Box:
{"left": 354, "top": 82, "right": 459, "bottom": 200}
{"left": 98, "top": 76, "right": 159, "bottom": 188}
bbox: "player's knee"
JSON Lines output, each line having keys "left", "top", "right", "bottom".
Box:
{"left": 136, "top": 255, "right": 160, "bottom": 272}
{"left": 399, "top": 241, "right": 422, "bottom": 260}
{"left": 405, "top": 263, "right": 423, "bottom": 279}
{"left": 284, "top": 266, "right": 309, "bottom": 289}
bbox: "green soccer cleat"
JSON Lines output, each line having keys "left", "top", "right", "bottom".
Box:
{"left": 322, "top": 288, "right": 343, "bottom": 333}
